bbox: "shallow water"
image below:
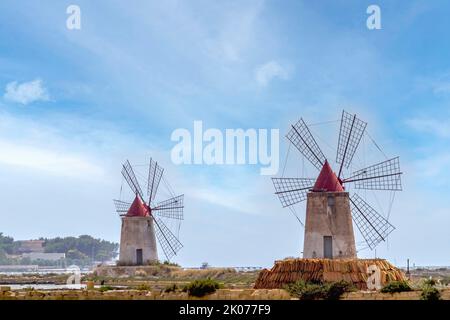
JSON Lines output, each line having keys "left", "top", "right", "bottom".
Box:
{"left": 5, "top": 284, "right": 87, "bottom": 290}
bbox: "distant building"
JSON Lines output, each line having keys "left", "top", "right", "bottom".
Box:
{"left": 17, "top": 240, "right": 45, "bottom": 253}
{"left": 22, "top": 252, "right": 65, "bottom": 261}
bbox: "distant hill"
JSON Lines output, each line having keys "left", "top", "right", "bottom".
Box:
{"left": 0, "top": 233, "right": 118, "bottom": 265}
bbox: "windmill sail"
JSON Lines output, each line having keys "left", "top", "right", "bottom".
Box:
{"left": 344, "top": 157, "right": 402, "bottom": 191}
{"left": 113, "top": 199, "right": 131, "bottom": 215}
{"left": 336, "top": 110, "right": 367, "bottom": 177}
{"left": 153, "top": 216, "right": 183, "bottom": 261}
{"left": 272, "top": 178, "right": 316, "bottom": 207}
{"left": 122, "top": 160, "right": 144, "bottom": 199}
{"left": 153, "top": 194, "right": 184, "bottom": 220}
{"left": 286, "top": 118, "right": 326, "bottom": 171}
{"left": 147, "top": 158, "right": 164, "bottom": 203}
{"left": 349, "top": 194, "right": 395, "bottom": 250}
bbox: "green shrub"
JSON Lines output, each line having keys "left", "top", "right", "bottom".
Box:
{"left": 300, "top": 283, "right": 327, "bottom": 300}
{"left": 325, "top": 280, "right": 355, "bottom": 300}
{"left": 421, "top": 286, "right": 441, "bottom": 300}
{"left": 380, "top": 281, "right": 412, "bottom": 293}
{"left": 164, "top": 284, "right": 178, "bottom": 293}
{"left": 98, "top": 285, "right": 114, "bottom": 292}
{"left": 285, "top": 280, "right": 307, "bottom": 298}
{"left": 286, "top": 280, "right": 326, "bottom": 300}
{"left": 163, "top": 260, "right": 180, "bottom": 267}
{"left": 286, "top": 280, "right": 353, "bottom": 300}
{"left": 441, "top": 277, "right": 450, "bottom": 286}
{"left": 422, "top": 278, "right": 437, "bottom": 287}
{"left": 145, "top": 260, "right": 180, "bottom": 267}
{"left": 136, "top": 283, "right": 151, "bottom": 291}
{"left": 182, "top": 278, "right": 222, "bottom": 297}
{"left": 420, "top": 278, "right": 441, "bottom": 301}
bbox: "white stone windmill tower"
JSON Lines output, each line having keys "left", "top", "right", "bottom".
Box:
{"left": 272, "top": 110, "right": 402, "bottom": 259}
{"left": 113, "top": 158, "right": 184, "bottom": 265}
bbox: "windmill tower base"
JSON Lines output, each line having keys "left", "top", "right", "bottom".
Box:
{"left": 303, "top": 192, "right": 356, "bottom": 259}
{"left": 119, "top": 216, "right": 158, "bottom": 265}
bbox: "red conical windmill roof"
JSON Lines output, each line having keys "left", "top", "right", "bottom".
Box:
{"left": 126, "top": 195, "right": 151, "bottom": 217}
{"left": 313, "top": 160, "right": 344, "bottom": 192}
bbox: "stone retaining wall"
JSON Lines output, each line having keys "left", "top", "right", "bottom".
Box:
{"left": 0, "top": 289, "right": 291, "bottom": 300}
{"left": 0, "top": 288, "right": 448, "bottom": 300}
{"left": 343, "top": 289, "right": 450, "bottom": 300}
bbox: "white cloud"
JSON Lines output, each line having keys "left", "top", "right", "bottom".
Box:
{"left": 405, "top": 117, "right": 450, "bottom": 139}
{"left": 0, "top": 112, "right": 127, "bottom": 181}
{"left": 432, "top": 81, "right": 450, "bottom": 94}
{"left": 206, "top": 1, "right": 264, "bottom": 63}
{"left": 255, "top": 61, "right": 290, "bottom": 87}
{"left": 416, "top": 72, "right": 450, "bottom": 95}
{"left": 190, "top": 188, "right": 259, "bottom": 215}
{"left": 0, "top": 140, "right": 104, "bottom": 179}
{"left": 413, "top": 152, "right": 450, "bottom": 180}
{"left": 4, "top": 79, "right": 49, "bottom": 105}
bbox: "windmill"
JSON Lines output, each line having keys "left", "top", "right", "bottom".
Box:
{"left": 113, "top": 158, "right": 184, "bottom": 265}
{"left": 272, "top": 110, "right": 402, "bottom": 259}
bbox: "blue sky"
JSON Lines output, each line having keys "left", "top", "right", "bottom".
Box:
{"left": 0, "top": 0, "right": 449, "bottom": 267}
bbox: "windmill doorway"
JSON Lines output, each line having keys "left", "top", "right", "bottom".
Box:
{"left": 136, "top": 249, "right": 143, "bottom": 265}
{"left": 324, "top": 236, "right": 333, "bottom": 258}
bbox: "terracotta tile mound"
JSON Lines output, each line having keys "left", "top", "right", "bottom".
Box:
{"left": 254, "top": 258, "right": 406, "bottom": 290}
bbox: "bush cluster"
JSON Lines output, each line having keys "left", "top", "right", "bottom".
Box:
{"left": 135, "top": 283, "right": 151, "bottom": 291}
{"left": 380, "top": 281, "right": 412, "bottom": 293}
{"left": 182, "top": 278, "right": 222, "bottom": 297}
{"left": 421, "top": 286, "right": 441, "bottom": 300}
{"left": 286, "top": 280, "right": 354, "bottom": 300}
{"left": 163, "top": 284, "right": 178, "bottom": 293}
{"left": 98, "top": 285, "right": 115, "bottom": 292}
{"left": 420, "top": 278, "right": 441, "bottom": 301}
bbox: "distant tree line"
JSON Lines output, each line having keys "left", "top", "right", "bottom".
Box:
{"left": 0, "top": 233, "right": 118, "bottom": 266}
{"left": 0, "top": 233, "right": 19, "bottom": 255}
{"left": 43, "top": 235, "right": 118, "bottom": 261}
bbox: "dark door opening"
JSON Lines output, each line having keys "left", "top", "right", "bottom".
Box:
{"left": 324, "top": 236, "right": 333, "bottom": 259}
{"left": 136, "top": 249, "right": 143, "bottom": 265}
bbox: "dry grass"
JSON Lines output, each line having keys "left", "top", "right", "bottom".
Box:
{"left": 88, "top": 266, "right": 259, "bottom": 289}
